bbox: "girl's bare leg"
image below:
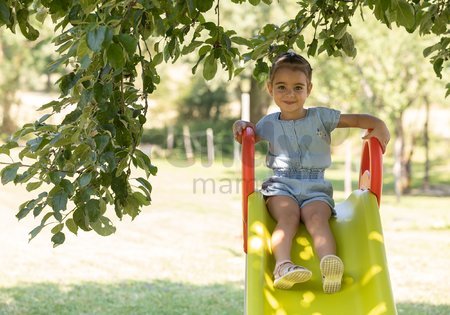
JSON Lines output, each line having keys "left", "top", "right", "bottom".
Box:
{"left": 300, "top": 200, "right": 336, "bottom": 259}
{"left": 301, "top": 200, "right": 343, "bottom": 293}
{"left": 267, "top": 195, "right": 312, "bottom": 289}
{"left": 266, "top": 196, "right": 301, "bottom": 264}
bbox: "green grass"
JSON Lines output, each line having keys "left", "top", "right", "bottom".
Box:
{"left": 396, "top": 303, "right": 450, "bottom": 315}
{"left": 0, "top": 155, "right": 449, "bottom": 315}
{"left": 0, "top": 281, "right": 243, "bottom": 315}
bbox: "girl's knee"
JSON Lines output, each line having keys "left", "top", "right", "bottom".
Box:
{"left": 302, "top": 210, "right": 330, "bottom": 232}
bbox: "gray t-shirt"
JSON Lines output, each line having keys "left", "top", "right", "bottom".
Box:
{"left": 255, "top": 107, "right": 341, "bottom": 170}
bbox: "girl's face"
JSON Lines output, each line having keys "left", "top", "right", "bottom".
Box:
{"left": 267, "top": 67, "right": 312, "bottom": 120}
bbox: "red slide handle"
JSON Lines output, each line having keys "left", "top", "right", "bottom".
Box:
{"left": 241, "top": 127, "right": 255, "bottom": 253}
{"left": 359, "top": 131, "right": 383, "bottom": 206}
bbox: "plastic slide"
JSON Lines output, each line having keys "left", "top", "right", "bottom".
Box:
{"left": 240, "top": 127, "right": 397, "bottom": 315}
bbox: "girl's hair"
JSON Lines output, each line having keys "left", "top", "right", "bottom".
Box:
{"left": 269, "top": 51, "right": 313, "bottom": 83}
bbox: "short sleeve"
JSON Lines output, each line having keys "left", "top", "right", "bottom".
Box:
{"left": 256, "top": 113, "right": 277, "bottom": 142}
{"left": 317, "top": 107, "right": 341, "bottom": 133}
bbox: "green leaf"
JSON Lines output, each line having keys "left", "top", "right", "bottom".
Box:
{"left": 123, "top": 193, "right": 141, "bottom": 219}
{"left": 58, "top": 72, "right": 79, "bottom": 96}
{"left": 41, "top": 211, "right": 54, "bottom": 225}
{"left": 296, "top": 35, "right": 306, "bottom": 50}
{"left": 26, "top": 137, "right": 44, "bottom": 152}
{"left": 115, "top": 156, "right": 129, "bottom": 177}
{"left": 87, "top": 26, "right": 107, "bottom": 52}
{"left": 26, "top": 181, "right": 43, "bottom": 192}
{"left": 80, "top": 0, "right": 96, "bottom": 13}
{"left": 86, "top": 199, "right": 101, "bottom": 222}
{"left": 51, "top": 232, "right": 65, "bottom": 247}
{"left": 66, "top": 218, "right": 78, "bottom": 235}
{"left": 395, "top": 0, "right": 416, "bottom": 30}
{"left": 230, "top": 36, "right": 252, "bottom": 47}
{"left": 117, "top": 33, "right": 137, "bottom": 57}
{"left": 51, "top": 223, "right": 64, "bottom": 234}
{"left": 251, "top": 42, "right": 270, "bottom": 60}
{"left": 132, "top": 191, "right": 150, "bottom": 206}
{"left": 431, "top": 15, "right": 447, "bottom": 35}
{"left": 199, "top": 45, "right": 211, "bottom": 57}
{"left": 49, "top": 171, "right": 64, "bottom": 185}
{"left": 133, "top": 149, "right": 157, "bottom": 177}
{"left": 136, "top": 177, "right": 153, "bottom": 196}
{"left": 182, "top": 40, "right": 203, "bottom": 54}
{"left": 73, "top": 207, "right": 91, "bottom": 231}
{"left": 50, "top": 190, "right": 68, "bottom": 212}
{"left": 17, "top": 200, "right": 36, "bottom": 220}
{"left": 0, "top": 0, "right": 11, "bottom": 26}
{"left": 29, "top": 225, "right": 44, "bottom": 242}
{"left": 100, "top": 151, "right": 117, "bottom": 172}
{"left": 35, "top": 7, "right": 48, "bottom": 23}
{"left": 186, "top": 0, "right": 196, "bottom": 17}
{"left": 33, "top": 204, "right": 44, "bottom": 218}
{"left": 253, "top": 59, "right": 269, "bottom": 82}
{"left": 111, "top": 173, "right": 128, "bottom": 201}
{"left": 334, "top": 24, "right": 347, "bottom": 40}
{"left": 78, "top": 172, "right": 92, "bottom": 188}
{"left": 423, "top": 42, "right": 440, "bottom": 58}
{"left": 91, "top": 216, "right": 116, "bottom": 236}
{"left": 37, "top": 100, "right": 64, "bottom": 111}
{"left": 433, "top": 58, "right": 443, "bottom": 79}
{"left": 0, "top": 141, "right": 18, "bottom": 155}
{"left": 152, "top": 52, "right": 163, "bottom": 66}
{"left": 194, "top": 0, "right": 214, "bottom": 12}
{"left": 203, "top": 53, "right": 217, "bottom": 80}
{"left": 307, "top": 39, "right": 318, "bottom": 57}
{"left": 16, "top": 9, "right": 39, "bottom": 40}
{"left": 94, "top": 134, "right": 110, "bottom": 153}
{"left": 62, "top": 109, "right": 82, "bottom": 125}
{"left": 106, "top": 43, "right": 125, "bottom": 69}
{"left": 1, "top": 162, "right": 20, "bottom": 184}
{"left": 341, "top": 33, "right": 357, "bottom": 57}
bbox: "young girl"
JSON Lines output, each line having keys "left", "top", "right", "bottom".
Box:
{"left": 233, "top": 51, "right": 390, "bottom": 294}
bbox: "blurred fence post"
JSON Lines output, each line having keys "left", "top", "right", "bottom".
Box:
{"left": 183, "top": 125, "right": 194, "bottom": 162}
{"left": 166, "top": 125, "right": 174, "bottom": 157}
{"left": 206, "top": 128, "right": 214, "bottom": 166}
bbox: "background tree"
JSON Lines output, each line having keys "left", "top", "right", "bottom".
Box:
{"left": 177, "top": 74, "right": 228, "bottom": 121}
{"left": 0, "top": 0, "right": 448, "bottom": 245}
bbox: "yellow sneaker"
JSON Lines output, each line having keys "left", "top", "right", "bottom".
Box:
{"left": 320, "top": 255, "right": 344, "bottom": 294}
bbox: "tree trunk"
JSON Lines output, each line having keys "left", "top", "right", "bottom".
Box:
{"left": 393, "top": 113, "right": 408, "bottom": 200}
{"left": 249, "top": 77, "right": 271, "bottom": 123}
{"left": 1, "top": 90, "right": 17, "bottom": 134}
{"left": 404, "top": 135, "right": 417, "bottom": 194}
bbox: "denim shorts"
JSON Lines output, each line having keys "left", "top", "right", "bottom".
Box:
{"left": 260, "top": 168, "right": 336, "bottom": 215}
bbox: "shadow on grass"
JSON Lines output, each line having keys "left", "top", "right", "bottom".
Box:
{"left": 0, "top": 280, "right": 244, "bottom": 315}
{"left": 1, "top": 280, "right": 450, "bottom": 315}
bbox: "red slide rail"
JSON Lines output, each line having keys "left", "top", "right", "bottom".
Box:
{"left": 241, "top": 128, "right": 383, "bottom": 253}
{"left": 359, "top": 134, "right": 383, "bottom": 206}
{"left": 241, "top": 127, "right": 255, "bottom": 253}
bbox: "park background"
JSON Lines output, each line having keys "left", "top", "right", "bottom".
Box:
{"left": 0, "top": 2, "right": 449, "bottom": 315}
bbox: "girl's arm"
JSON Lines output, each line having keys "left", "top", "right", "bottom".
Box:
{"left": 232, "top": 120, "right": 261, "bottom": 144}
{"left": 337, "top": 114, "right": 390, "bottom": 153}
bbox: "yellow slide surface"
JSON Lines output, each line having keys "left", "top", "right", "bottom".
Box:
{"left": 246, "top": 190, "right": 397, "bottom": 315}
